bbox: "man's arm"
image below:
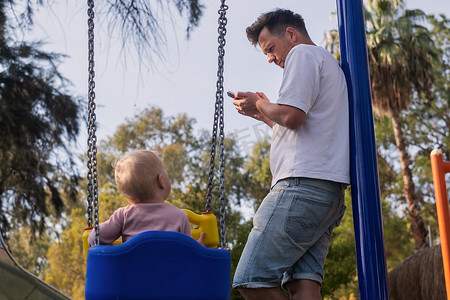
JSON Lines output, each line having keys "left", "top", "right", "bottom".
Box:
{"left": 233, "top": 91, "right": 306, "bottom": 130}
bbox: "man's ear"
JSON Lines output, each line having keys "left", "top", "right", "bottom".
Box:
{"left": 286, "top": 27, "right": 298, "bottom": 42}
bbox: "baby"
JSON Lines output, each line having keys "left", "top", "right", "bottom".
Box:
{"left": 88, "top": 150, "right": 192, "bottom": 245}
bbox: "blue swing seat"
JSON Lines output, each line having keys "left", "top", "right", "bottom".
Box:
{"left": 85, "top": 231, "right": 231, "bottom": 300}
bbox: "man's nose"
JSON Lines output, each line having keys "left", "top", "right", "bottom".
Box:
{"left": 267, "top": 54, "right": 275, "bottom": 63}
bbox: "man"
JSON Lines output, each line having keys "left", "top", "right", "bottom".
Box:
{"left": 231, "top": 9, "right": 350, "bottom": 300}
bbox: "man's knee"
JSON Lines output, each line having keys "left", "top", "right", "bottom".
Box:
{"left": 286, "top": 279, "right": 321, "bottom": 300}
{"left": 236, "top": 287, "right": 289, "bottom": 300}
{"left": 236, "top": 287, "right": 262, "bottom": 300}
{"left": 236, "top": 287, "right": 259, "bottom": 300}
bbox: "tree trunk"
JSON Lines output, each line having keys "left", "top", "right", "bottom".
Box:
{"left": 391, "top": 110, "right": 428, "bottom": 249}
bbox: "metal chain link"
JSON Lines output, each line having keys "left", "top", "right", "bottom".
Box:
{"left": 87, "top": 0, "right": 100, "bottom": 246}
{"left": 217, "top": 1, "right": 228, "bottom": 249}
{"left": 86, "top": 0, "right": 228, "bottom": 248}
{"left": 205, "top": 0, "right": 228, "bottom": 248}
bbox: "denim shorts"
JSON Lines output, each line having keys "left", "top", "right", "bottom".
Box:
{"left": 232, "top": 177, "right": 347, "bottom": 289}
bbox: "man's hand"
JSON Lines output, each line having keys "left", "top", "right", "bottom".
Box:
{"left": 233, "top": 91, "right": 273, "bottom": 127}
{"left": 232, "top": 91, "right": 262, "bottom": 115}
{"left": 232, "top": 91, "right": 305, "bottom": 130}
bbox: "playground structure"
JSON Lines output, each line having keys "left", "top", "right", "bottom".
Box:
{"left": 0, "top": 234, "right": 70, "bottom": 299}
{"left": 1, "top": 0, "right": 449, "bottom": 299}
{"left": 82, "top": 0, "right": 394, "bottom": 298}
{"left": 85, "top": 231, "right": 231, "bottom": 300}
{"left": 431, "top": 150, "right": 450, "bottom": 300}
{"left": 337, "top": 0, "right": 389, "bottom": 298}
{"left": 83, "top": 0, "right": 231, "bottom": 299}
{"left": 387, "top": 152, "right": 450, "bottom": 299}
{"left": 0, "top": 0, "right": 390, "bottom": 298}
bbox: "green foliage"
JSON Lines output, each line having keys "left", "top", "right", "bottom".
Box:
{"left": 372, "top": 8, "right": 450, "bottom": 250}
{"left": 160, "top": 144, "right": 189, "bottom": 184}
{"left": 229, "top": 219, "right": 253, "bottom": 300}
{"left": 0, "top": 1, "right": 81, "bottom": 237}
{"left": 3, "top": 1, "right": 449, "bottom": 298}
{"left": 242, "top": 137, "right": 271, "bottom": 209}
{"left": 7, "top": 226, "right": 52, "bottom": 279}
{"left": 97, "top": 184, "right": 128, "bottom": 222}
{"left": 1, "top": 1, "right": 225, "bottom": 298}
{"left": 322, "top": 2, "right": 449, "bottom": 294}
{"left": 382, "top": 200, "right": 415, "bottom": 270}
{"left": 366, "top": 0, "right": 442, "bottom": 250}
{"left": 321, "top": 190, "right": 415, "bottom": 298}
{"left": 42, "top": 105, "right": 252, "bottom": 299}
{"left": 101, "top": 105, "right": 250, "bottom": 250}
{"left": 322, "top": 191, "right": 357, "bottom": 298}
{"left": 44, "top": 188, "right": 127, "bottom": 299}
{"left": 100, "top": 0, "right": 205, "bottom": 67}
{"left": 46, "top": 208, "right": 86, "bottom": 300}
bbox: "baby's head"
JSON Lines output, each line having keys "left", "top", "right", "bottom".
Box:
{"left": 114, "top": 150, "right": 171, "bottom": 203}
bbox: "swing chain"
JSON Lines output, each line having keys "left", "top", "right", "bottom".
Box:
{"left": 205, "top": 0, "right": 228, "bottom": 248}
{"left": 87, "top": 0, "right": 100, "bottom": 246}
{"left": 217, "top": 0, "right": 228, "bottom": 249}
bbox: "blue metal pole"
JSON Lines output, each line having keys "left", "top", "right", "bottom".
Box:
{"left": 335, "top": 0, "right": 389, "bottom": 299}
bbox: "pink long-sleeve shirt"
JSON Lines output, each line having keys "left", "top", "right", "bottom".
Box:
{"left": 88, "top": 202, "right": 191, "bottom": 245}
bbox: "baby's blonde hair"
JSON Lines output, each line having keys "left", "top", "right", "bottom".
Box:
{"left": 114, "top": 150, "right": 164, "bottom": 203}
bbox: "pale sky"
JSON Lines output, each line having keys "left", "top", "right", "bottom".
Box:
{"left": 30, "top": 0, "right": 449, "bottom": 158}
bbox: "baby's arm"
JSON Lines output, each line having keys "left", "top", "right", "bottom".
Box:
{"left": 88, "top": 209, "right": 124, "bottom": 245}
{"left": 181, "top": 213, "right": 192, "bottom": 237}
{"left": 180, "top": 210, "right": 205, "bottom": 246}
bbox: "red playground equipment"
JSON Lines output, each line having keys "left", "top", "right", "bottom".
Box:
{"left": 431, "top": 149, "right": 450, "bottom": 300}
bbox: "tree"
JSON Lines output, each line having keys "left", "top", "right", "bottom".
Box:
{"left": 45, "top": 208, "right": 87, "bottom": 300}
{"left": 365, "top": 0, "right": 440, "bottom": 249}
{"left": 242, "top": 137, "right": 272, "bottom": 210}
{"left": 400, "top": 13, "right": 450, "bottom": 248}
{"left": 6, "top": 226, "right": 53, "bottom": 279}
{"left": 98, "top": 0, "right": 204, "bottom": 69}
{"left": 45, "top": 184, "right": 128, "bottom": 300}
{"left": 45, "top": 106, "right": 250, "bottom": 299}
{"left": 1, "top": 0, "right": 211, "bottom": 294}
{"left": 100, "top": 105, "right": 248, "bottom": 244}
{"left": 321, "top": 191, "right": 358, "bottom": 298}
{"left": 1, "top": 0, "right": 208, "bottom": 238}
{"left": 0, "top": 0, "right": 81, "bottom": 237}
{"left": 371, "top": 11, "right": 450, "bottom": 253}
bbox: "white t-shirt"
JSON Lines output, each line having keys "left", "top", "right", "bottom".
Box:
{"left": 270, "top": 44, "right": 350, "bottom": 187}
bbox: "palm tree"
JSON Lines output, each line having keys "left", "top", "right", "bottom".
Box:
{"left": 365, "top": 0, "right": 440, "bottom": 249}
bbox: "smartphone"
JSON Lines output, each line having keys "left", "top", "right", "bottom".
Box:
{"left": 227, "top": 91, "right": 236, "bottom": 99}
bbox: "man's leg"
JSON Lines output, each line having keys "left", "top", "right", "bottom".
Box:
{"left": 237, "top": 287, "right": 289, "bottom": 300}
{"left": 286, "top": 279, "right": 321, "bottom": 300}
{"left": 280, "top": 179, "right": 346, "bottom": 300}
{"left": 233, "top": 181, "right": 301, "bottom": 295}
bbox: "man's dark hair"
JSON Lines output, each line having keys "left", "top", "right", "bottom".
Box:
{"left": 246, "top": 9, "right": 307, "bottom": 46}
